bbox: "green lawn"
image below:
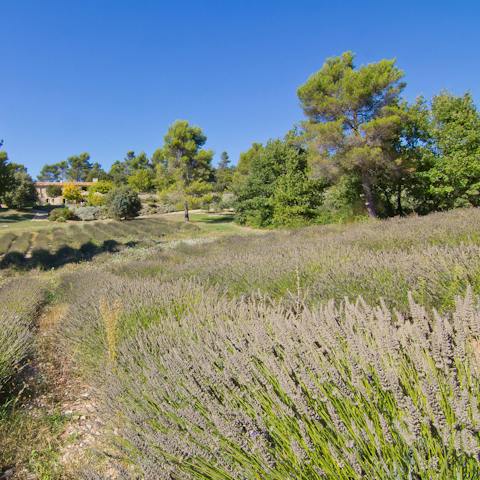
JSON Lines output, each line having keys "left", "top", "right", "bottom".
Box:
{"left": 0, "top": 208, "right": 49, "bottom": 232}
{"left": 161, "top": 211, "right": 251, "bottom": 235}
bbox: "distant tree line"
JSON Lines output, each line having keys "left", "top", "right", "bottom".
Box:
{"left": 2, "top": 51, "right": 479, "bottom": 225}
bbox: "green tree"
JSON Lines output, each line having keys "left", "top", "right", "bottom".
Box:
{"left": 154, "top": 120, "right": 214, "bottom": 219}
{"left": 109, "top": 151, "right": 152, "bottom": 185}
{"left": 37, "top": 161, "right": 68, "bottom": 182}
{"left": 373, "top": 99, "right": 432, "bottom": 216}
{"left": 46, "top": 185, "right": 63, "bottom": 197}
{"left": 272, "top": 152, "right": 324, "bottom": 226}
{"left": 0, "top": 151, "right": 14, "bottom": 200}
{"left": 231, "top": 143, "right": 262, "bottom": 195}
{"left": 86, "top": 162, "right": 109, "bottom": 182}
{"left": 215, "top": 151, "right": 234, "bottom": 192}
{"left": 219, "top": 151, "right": 230, "bottom": 169}
{"left": 298, "top": 51, "right": 405, "bottom": 217}
{"left": 109, "top": 160, "right": 129, "bottom": 185}
{"left": 67, "top": 153, "right": 92, "bottom": 181}
{"left": 2, "top": 165, "right": 38, "bottom": 209}
{"left": 235, "top": 136, "right": 322, "bottom": 227}
{"left": 421, "top": 92, "right": 480, "bottom": 210}
{"left": 127, "top": 169, "right": 155, "bottom": 192}
{"left": 106, "top": 186, "right": 141, "bottom": 220}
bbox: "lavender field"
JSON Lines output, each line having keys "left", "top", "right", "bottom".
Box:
{"left": 2, "top": 208, "right": 479, "bottom": 478}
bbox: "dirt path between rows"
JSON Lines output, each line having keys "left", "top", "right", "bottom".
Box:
{"left": 35, "top": 304, "right": 116, "bottom": 479}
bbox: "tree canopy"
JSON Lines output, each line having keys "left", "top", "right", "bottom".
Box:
{"left": 235, "top": 134, "right": 324, "bottom": 227}
{"left": 298, "top": 51, "right": 405, "bottom": 217}
{"left": 154, "top": 120, "right": 215, "bottom": 214}
{"left": 2, "top": 165, "right": 37, "bottom": 208}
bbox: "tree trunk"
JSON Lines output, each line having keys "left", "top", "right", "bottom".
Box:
{"left": 361, "top": 173, "right": 377, "bottom": 218}
{"left": 184, "top": 201, "right": 189, "bottom": 222}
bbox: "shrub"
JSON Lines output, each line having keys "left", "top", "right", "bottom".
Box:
{"left": 46, "top": 185, "right": 63, "bottom": 198}
{"left": 72, "top": 206, "right": 103, "bottom": 221}
{"left": 61, "top": 277, "right": 480, "bottom": 479}
{"left": 127, "top": 169, "right": 155, "bottom": 193}
{"left": 88, "top": 180, "right": 114, "bottom": 195}
{"left": 62, "top": 183, "right": 83, "bottom": 203}
{"left": 219, "top": 191, "right": 236, "bottom": 210}
{"left": 104, "top": 291, "right": 480, "bottom": 479}
{"left": 106, "top": 187, "right": 141, "bottom": 220}
{"left": 0, "top": 278, "right": 45, "bottom": 394}
{"left": 87, "top": 191, "right": 106, "bottom": 206}
{"left": 48, "top": 207, "right": 76, "bottom": 222}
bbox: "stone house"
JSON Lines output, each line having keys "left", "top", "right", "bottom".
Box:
{"left": 35, "top": 181, "right": 96, "bottom": 205}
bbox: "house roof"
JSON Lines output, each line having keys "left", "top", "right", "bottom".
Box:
{"left": 35, "top": 182, "right": 95, "bottom": 187}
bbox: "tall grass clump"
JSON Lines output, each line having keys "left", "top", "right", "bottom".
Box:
{"left": 90, "top": 289, "right": 480, "bottom": 479}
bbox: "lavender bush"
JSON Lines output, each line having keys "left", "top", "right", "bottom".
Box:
{"left": 52, "top": 207, "right": 480, "bottom": 478}
{"left": 0, "top": 278, "right": 45, "bottom": 395}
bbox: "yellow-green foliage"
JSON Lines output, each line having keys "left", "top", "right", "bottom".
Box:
{"left": 62, "top": 182, "right": 83, "bottom": 202}
{"left": 87, "top": 191, "right": 106, "bottom": 206}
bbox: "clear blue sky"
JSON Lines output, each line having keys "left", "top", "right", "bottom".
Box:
{"left": 2, "top": 0, "right": 479, "bottom": 178}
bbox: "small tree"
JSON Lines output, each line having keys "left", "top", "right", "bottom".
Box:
{"left": 215, "top": 151, "right": 234, "bottom": 192}
{"left": 424, "top": 92, "right": 480, "bottom": 210}
{"left": 272, "top": 153, "right": 323, "bottom": 227}
{"left": 154, "top": 120, "right": 214, "bottom": 220}
{"left": 62, "top": 182, "right": 83, "bottom": 203}
{"left": 106, "top": 186, "right": 141, "bottom": 220}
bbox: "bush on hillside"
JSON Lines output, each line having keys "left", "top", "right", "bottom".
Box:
{"left": 107, "top": 291, "right": 480, "bottom": 479}
{"left": 73, "top": 206, "right": 104, "bottom": 221}
{"left": 61, "top": 275, "right": 480, "bottom": 479}
{"left": 219, "top": 191, "right": 236, "bottom": 210}
{"left": 62, "top": 183, "right": 83, "bottom": 203}
{"left": 106, "top": 187, "right": 141, "bottom": 220}
{"left": 87, "top": 191, "right": 106, "bottom": 206}
{"left": 0, "top": 278, "right": 45, "bottom": 393}
{"left": 48, "top": 207, "right": 76, "bottom": 222}
{"left": 88, "top": 180, "right": 114, "bottom": 195}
